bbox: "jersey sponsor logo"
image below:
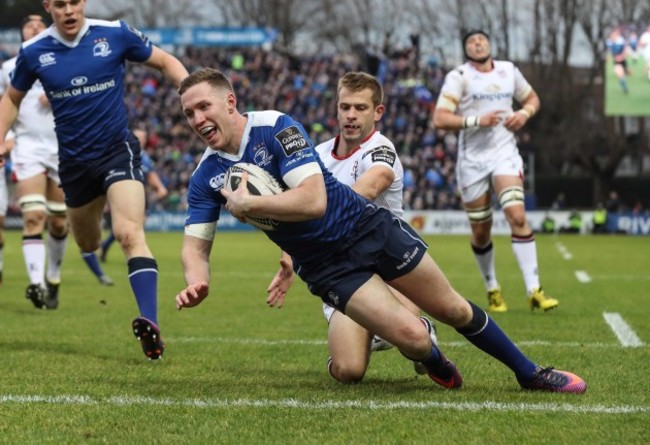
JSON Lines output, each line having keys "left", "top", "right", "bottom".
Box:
{"left": 471, "top": 91, "right": 513, "bottom": 101}
{"left": 50, "top": 79, "right": 116, "bottom": 99}
{"left": 71, "top": 76, "right": 88, "bottom": 87}
{"left": 128, "top": 25, "right": 150, "bottom": 44}
{"left": 274, "top": 126, "right": 309, "bottom": 156}
{"left": 366, "top": 145, "right": 396, "bottom": 166}
{"left": 93, "top": 39, "right": 112, "bottom": 57}
{"left": 209, "top": 173, "right": 226, "bottom": 191}
{"left": 396, "top": 246, "right": 420, "bottom": 270}
{"left": 39, "top": 52, "right": 56, "bottom": 67}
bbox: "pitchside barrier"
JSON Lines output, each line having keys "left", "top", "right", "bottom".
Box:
{"left": 3, "top": 210, "right": 648, "bottom": 235}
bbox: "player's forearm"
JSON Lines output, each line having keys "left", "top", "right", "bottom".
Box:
{"left": 248, "top": 175, "right": 327, "bottom": 221}
{"left": 182, "top": 251, "right": 211, "bottom": 286}
{"left": 432, "top": 108, "right": 465, "bottom": 131}
{"left": 181, "top": 236, "right": 212, "bottom": 285}
{"left": 161, "top": 54, "right": 189, "bottom": 88}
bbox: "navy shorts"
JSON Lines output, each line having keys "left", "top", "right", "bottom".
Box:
{"left": 59, "top": 132, "right": 144, "bottom": 208}
{"left": 295, "top": 205, "right": 428, "bottom": 313}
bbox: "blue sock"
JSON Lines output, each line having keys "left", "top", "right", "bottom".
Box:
{"left": 101, "top": 232, "right": 115, "bottom": 253}
{"left": 81, "top": 252, "right": 104, "bottom": 278}
{"left": 128, "top": 257, "right": 158, "bottom": 325}
{"left": 457, "top": 300, "right": 537, "bottom": 381}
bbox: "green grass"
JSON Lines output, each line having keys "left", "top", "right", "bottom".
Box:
{"left": 604, "top": 55, "right": 650, "bottom": 116}
{"left": 0, "top": 231, "right": 648, "bottom": 444}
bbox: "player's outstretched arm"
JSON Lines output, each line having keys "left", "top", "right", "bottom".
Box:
{"left": 266, "top": 251, "right": 294, "bottom": 308}
{"left": 144, "top": 46, "right": 189, "bottom": 88}
{"left": 177, "top": 231, "right": 214, "bottom": 310}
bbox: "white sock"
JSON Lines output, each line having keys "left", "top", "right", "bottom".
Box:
{"left": 472, "top": 241, "right": 499, "bottom": 290}
{"left": 47, "top": 232, "right": 68, "bottom": 282}
{"left": 23, "top": 235, "right": 46, "bottom": 286}
{"left": 511, "top": 233, "right": 540, "bottom": 294}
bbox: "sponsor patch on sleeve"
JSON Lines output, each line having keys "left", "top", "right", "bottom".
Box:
{"left": 127, "top": 25, "right": 150, "bottom": 44}
{"left": 274, "top": 126, "right": 310, "bottom": 156}
{"left": 367, "top": 146, "right": 397, "bottom": 166}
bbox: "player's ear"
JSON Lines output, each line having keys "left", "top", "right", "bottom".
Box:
{"left": 375, "top": 103, "right": 385, "bottom": 121}
{"left": 226, "top": 92, "right": 237, "bottom": 114}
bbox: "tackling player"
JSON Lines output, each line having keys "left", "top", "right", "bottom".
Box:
{"left": 433, "top": 30, "right": 558, "bottom": 313}
{"left": 309, "top": 72, "right": 437, "bottom": 382}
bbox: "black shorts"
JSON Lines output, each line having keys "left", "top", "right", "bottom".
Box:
{"left": 59, "top": 132, "right": 145, "bottom": 208}
{"left": 295, "top": 205, "right": 428, "bottom": 313}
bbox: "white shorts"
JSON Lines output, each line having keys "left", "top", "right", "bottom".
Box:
{"left": 0, "top": 167, "right": 8, "bottom": 217}
{"left": 323, "top": 302, "right": 335, "bottom": 322}
{"left": 456, "top": 152, "right": 524, "bottom": 203}
{"left": 10, "top": 146, "right": 60, "bottom": 183}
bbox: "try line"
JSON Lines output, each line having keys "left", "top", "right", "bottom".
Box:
{"left": 0, "top": 394, "right": 648, "bottom": 415}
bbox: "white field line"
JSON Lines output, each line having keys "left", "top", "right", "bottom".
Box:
{"left": 0, "top": 394, "right": 648, "bottom": 414}
{"left": 603, "top": 312, "right": 644, "bottom": 348}
{"left": 575, "top": 270, "right": 592, "bottom": 283}
{"left": 555, "top": 242, "right": 573, "bottom": 260}
{"left": 168, "top": 337, "right": 640, "bottom": 349}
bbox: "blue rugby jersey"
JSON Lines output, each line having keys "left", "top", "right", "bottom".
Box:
{"left": 185, "top": 110, "right": 369, "bottom": 264}
{"left": 10, "top": 19, "right": 153, "bottom": 161}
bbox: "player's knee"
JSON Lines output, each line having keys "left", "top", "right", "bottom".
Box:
{"left": 498, "top": 186, "right": 525, "bottom": 210}
{"left": 466, "top": 205, "right": 492, "bottom": 225}
{"left": 328, "top": 359, "right": 365, "bottom": 384}
{"left": 19, "top": 194, "right": 47, "bottom": 215}
{"left": 46, "top": 200, "right": 67, "bottom": 217}
{"left": 395, "top": 322, "right": 434, "bottom": 357}
{"left": 48, "top": 216, "right": 69, "bottom": 237}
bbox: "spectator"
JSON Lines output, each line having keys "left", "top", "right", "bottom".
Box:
{"left": 606, "top": 190, "right": 622, "bottom": 213}
{"left": 560, "top": 210, "right": 582, "bottom": 234}
{"left": 592, "top": 202, "right": 608, "bottom": 234}
{"left": 540, "top": 213, "right": 556, "bottom": 234}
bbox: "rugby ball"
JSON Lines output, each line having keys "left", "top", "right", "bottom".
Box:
{"left": 224, "top": 163, "right": 284, "bottom": 231}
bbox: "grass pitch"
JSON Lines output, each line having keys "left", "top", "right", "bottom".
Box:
{"left": 0, "top": 231, "right": 648, "bottom": 444}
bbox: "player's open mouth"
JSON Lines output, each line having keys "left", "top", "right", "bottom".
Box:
{"left": 200, "top": 126, "right": 216, "bottom": 138}
{"left": 64, "top": 19, "right": 76, "bottom": 26}
{"left": 344, "top": 124, "right": 360, "bottom": 130}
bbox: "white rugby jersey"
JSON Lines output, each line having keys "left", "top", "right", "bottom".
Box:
{"left": 1, "top": 56, "right": 57, "bottom": 154}
{"left": 315, "top": 130, "right": 404, "bottom": 217}
{"left": 437, "top": 60, "right": 532, "bottom": 164}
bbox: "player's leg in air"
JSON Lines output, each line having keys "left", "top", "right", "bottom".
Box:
{"left": 106, "top": 179, "right": 163, "bottom": 359}
{"left": 614, "top": 60, "right": 629, "bottom": 94}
